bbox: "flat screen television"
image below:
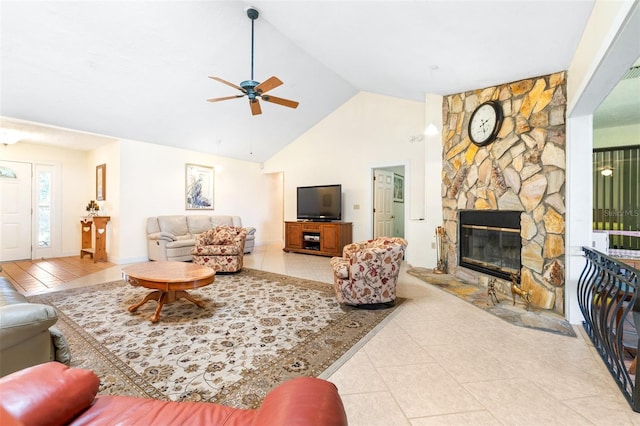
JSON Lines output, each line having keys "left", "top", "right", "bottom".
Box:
{"left": 297, "top": 184, "right": 342, "bottom": 221}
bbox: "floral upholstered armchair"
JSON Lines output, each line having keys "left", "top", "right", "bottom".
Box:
{"left": 191, "top": 226, "right": 247, "bottom": 273}
{"left": 330, "top": 237, "right": 407, "bottom": 308}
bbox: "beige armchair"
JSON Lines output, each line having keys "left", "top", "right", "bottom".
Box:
{"left": 192, "top": 226, "right": 247, "bottom": 273}
{"left": 330, "top": 237, "right": 407, "bottom": 308}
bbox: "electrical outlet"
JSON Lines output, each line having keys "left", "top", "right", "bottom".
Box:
{"left": 431, "top": 242, "right": 436, "bottom": 249}
{"left": 353, "top": 204, "right": 360, "bottom": 210}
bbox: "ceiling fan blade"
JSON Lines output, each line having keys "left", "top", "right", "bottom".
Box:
{"left": 209, "top": 76, "right": 245, "bottom": 92}
{"left": 255, "top": 76, "right": 283, "bottom": 94}
{"left": 261, "top": 95, "right": 299, "bottom": 109}
{"left": 250, "top": 99, "right": 262, "bottom": 115}
{"left": 206, "top": 94, "right": 245, "bottom": 102}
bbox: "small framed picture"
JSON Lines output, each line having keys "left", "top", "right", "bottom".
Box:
{"left": 393, "top": 174, "right": 404, "bottom": 202}
{"left": 185, "top": 164, "right": 214, "bottom": 210}
{"left": 96, "top": 164, "right": 106, "bottom": 201}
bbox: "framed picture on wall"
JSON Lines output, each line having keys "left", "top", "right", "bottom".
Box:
{"left": 96, "top": 164, "right": 106, "bottom": 201}
{"left": 393, "top": 174, "right": 404, "bottom": 202}
{"left": 185, "top": 163, "right": 214, "bottom": 210}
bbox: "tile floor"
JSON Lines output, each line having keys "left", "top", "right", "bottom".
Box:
{"left": 27, "top": 243, "right": 640, "bottom": 424}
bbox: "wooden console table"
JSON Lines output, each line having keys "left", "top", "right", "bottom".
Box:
{"left": 80, "top": 216, "right": 110, "bottom": 263}
{"left": 284, "top": 221, "right": 352, "bottom": 257}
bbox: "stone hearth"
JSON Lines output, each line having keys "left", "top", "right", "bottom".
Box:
{"left": 406, "top": 267, "right": 575, "bottom": 337}
{"left": 441, "top": 72, "right": 566, "bottom": 314}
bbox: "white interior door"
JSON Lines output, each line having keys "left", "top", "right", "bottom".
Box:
{"left": 0, "top": 161, "right": 32, "bottom": 261}
{"left": 373, "top": 169, "right": 394, "bottom": 238}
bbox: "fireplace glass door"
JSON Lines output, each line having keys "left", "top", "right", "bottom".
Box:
{"left": 461, "top": 225, "right": 521, "bottom": 274}
{"left": 459, "top": 210, "right": 522, "bottom": 281}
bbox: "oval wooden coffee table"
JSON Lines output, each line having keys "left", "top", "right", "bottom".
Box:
{"left": 122, "top": 261, "right": 215, "bottom": 323}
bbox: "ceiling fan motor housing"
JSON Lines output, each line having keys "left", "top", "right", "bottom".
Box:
{"left": 246, "top": 7, "right": 259, "bottom": 20}
{"left": 241, "top": 80, "right": 259, "bottom": 99}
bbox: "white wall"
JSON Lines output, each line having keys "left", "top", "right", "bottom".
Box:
{"left": 263, "top": 91, "right": 432, "bottom": 267}
{"left": 111, "top": 140, "right": 272, "bottom": 264}
{"left": 88, "top": 141, "right": 120, "bottom": 260}
{"left": 260, "top": 172, "right": 284, "bottom": 245}
{"left": 422, "top": 93, "right": 445, "bottom": 267}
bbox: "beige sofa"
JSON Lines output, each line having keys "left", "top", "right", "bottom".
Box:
{"left": 0, "top": 276, "right": 70, "bottom": 377}
{"left": 146, "top": 215, "right": 256, "bottom": 262}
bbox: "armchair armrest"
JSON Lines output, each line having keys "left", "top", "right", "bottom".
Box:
{"left": 251, "top": 377, "right": 347, "bottom": 426}
{"left": 330, "top": 257, "right": 350, "bottom": 279}
{"left": 148, "top": 231, "right": 177, "bottom": 242}
{"left": 0, "top": 304, "right": 58, "bottom": 349}
{"left": 0, "top": 362, "right": 100, "bottom": 426}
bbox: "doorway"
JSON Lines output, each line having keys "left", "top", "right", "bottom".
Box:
{"left": 0, "top": 161, "right": 32, "bottom": 261}
{"left": 372, "top": 165, "right": 405, "bottom": 239}
{"left": 0, "top": 160, "right": 61, "bottom": 261}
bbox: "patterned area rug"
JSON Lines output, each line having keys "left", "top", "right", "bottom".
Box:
{"left": 30, "top": 269, "right": 402, "bottom": 408}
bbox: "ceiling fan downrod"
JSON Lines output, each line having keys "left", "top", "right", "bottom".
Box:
{"left": 247, "top": 7, "right": 259, "bottom": 82}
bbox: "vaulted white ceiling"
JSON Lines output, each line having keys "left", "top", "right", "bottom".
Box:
{"left": 0, "top": 1, "right": 604, "bottom": 162}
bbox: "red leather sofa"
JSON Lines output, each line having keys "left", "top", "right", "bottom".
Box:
{"left": 0, "top": 362, "right": 348, "bottom": 425}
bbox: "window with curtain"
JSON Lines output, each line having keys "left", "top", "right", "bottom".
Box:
{"left": 593, "top": 145, "right": 640, "bottom": 252}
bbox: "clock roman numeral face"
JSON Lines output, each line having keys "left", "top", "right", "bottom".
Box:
{"left": 469, "top": 101, "right": 503, "bottom": 146}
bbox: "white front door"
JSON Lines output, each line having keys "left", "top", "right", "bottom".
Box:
{"left": 373, "top": 169, "right": 394, "bottom": 238}
{"left": 0, "top": 161, "right": 32, "bottom": 261}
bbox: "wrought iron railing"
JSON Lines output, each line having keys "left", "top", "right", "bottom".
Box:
{"left": 578, "top": 247, "right": 639, "bottom": 411}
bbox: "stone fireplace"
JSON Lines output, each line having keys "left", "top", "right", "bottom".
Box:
{"left": 459, "top": 210, "right": 521, "bottom": 282}
{"left": 441, "top": 72, "right": 567, "bottom": 314}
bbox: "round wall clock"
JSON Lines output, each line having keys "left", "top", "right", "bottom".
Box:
{"left": 468, "top": 100, "right": 504, "bottom": 146}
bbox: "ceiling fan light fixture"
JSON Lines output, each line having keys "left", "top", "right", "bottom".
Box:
{"left": 424, "top": 123, "right": 439, "bottom": 136}
{"left": 601, "top": 168, "right": 613, "bottom": 176}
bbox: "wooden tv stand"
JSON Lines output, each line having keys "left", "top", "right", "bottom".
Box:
{"left": 284, "top": 221, "right": 352, "bottom": 257}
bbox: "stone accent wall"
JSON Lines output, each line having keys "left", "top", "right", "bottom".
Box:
{"left": 441, "top": 72, "right": 566, "bottom": 314}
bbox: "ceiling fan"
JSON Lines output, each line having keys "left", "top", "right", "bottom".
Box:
{"left": 207, "top": 7, "right": 299, "bottom": 116}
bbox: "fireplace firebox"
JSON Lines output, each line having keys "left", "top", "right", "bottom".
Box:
{"left": 459, "top": 210, "right": 522, "bottom": 281}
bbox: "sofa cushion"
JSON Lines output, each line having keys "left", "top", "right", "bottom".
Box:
{"left": 165, "top": 239, "right": 195, "bottom": 249}
{"left": 75, "top": 395, "right": 254, "bottom": 426}
{"left": 0, "top": 280, "right": 28, "bottom": 307}
{"left": 165, "top": 245, "right": 196, "bottom": 261}
{"left": 157, "top": 216, "right": 189, "bottom": 237}
{"left": 187, "top": 215, "right": 214, "bottom": 235}
{"left": 148, "top": 231, "right": 176, "bottom": 242}
{"left": 210, "top": 216, "right": 236, "bottom": 227}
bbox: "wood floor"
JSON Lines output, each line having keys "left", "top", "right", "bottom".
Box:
{"left": 0, "top": 256, "right": 115, "bottom": 294}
